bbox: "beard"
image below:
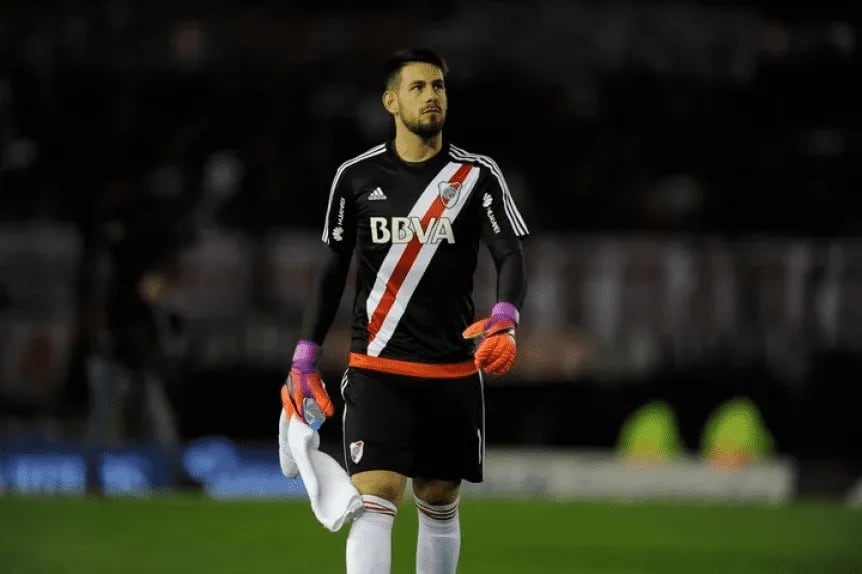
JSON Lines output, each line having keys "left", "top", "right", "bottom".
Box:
{"left": 402, "top": 112, "right": 445, "bottom": 139}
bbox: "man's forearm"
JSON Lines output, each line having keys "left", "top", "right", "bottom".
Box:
{"left": 299, "top": 250, "right": 352, "bottom": 346}
{"left": 494, "top": 242, "right": 527, "bottom": 311}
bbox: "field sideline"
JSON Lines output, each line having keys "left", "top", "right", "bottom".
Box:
{"left": 1, "top": 495, "right": 860, "bottom": 573}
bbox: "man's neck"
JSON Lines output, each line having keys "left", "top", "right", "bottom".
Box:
{"left": 393, "top": 128, "right": 443, "bottom": 163}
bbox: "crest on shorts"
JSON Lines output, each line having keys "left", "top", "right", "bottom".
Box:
{"left": 437, "top": 181, "right": 461, "bottom": 208}
{"left": 350, "top": 440, "right": 365, "bottom": 463}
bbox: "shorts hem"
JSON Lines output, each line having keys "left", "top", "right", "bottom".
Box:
{"left": 346, "top": 461, "right": 483, "bottom": 483}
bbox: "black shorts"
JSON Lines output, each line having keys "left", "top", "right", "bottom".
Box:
{"left": 340, "top": 366, "right": 485, "bottom": 483}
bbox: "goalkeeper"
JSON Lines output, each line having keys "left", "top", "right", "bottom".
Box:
{"left": 282, "top": 47, "right": 528, "bottom": 574}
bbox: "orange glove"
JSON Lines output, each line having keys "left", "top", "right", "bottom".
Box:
{"left": 281, "top": 340, "right": 335, "bottom": 428}
{"left": 462, "top": 302, "right": 519, "bottom": 376}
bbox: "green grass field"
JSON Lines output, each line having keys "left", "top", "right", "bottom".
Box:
{"left": 1, "top": 495, "right": 860, "bottom": 573}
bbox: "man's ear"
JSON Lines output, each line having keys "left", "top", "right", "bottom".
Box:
{"left": 382, "top": 90, "right": 398, "bottom": 114}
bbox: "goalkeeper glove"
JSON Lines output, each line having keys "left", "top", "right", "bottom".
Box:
{"left": 281, "top": 340, "right": 335, "bottom": 428}
{"left": 462, "top": 301, "right": 519, "bottom": 376}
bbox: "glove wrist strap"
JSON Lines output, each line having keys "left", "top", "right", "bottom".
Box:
{"left": 292, "top": 339, "right": 320, "bottom": 369}
{"left": 491, "top": 301, "right": 519, "bottom": 325}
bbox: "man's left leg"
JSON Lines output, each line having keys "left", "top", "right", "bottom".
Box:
{"left": 413, "top": 371, "right": 484, "bottom": 574}
{"left": 412, "top": 478, "right": 462, "bottom": 574}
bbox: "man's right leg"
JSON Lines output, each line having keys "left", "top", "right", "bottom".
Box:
{"left": 342, "top": 367, "right": 418, "bottom": 573}
{"left": 346, "top": 470, "right": 408, "bottom": 574}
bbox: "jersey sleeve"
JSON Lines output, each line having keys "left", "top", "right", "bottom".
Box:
{"left": 320, "top": 167, "right": 356, "bottom": 254}
{"left": 478, "top": 160, "right": 530, "bottom": 251}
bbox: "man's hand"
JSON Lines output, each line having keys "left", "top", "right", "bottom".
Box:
{"left": 282, "top": 340, "right": 335, "bottom": 428}
{"left": 462, "top": 302, "right": 519, "bottom": 376}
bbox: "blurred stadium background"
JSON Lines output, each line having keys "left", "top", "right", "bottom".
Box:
{"left": 1, "top": 1, "right": 861, "bottom": 572}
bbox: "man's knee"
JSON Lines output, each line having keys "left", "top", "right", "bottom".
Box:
{"left": 412, "top": 478, "right": 461, "bottom": 505}
{"left": 351, "top": 470, "right": 408, "bottom": 506}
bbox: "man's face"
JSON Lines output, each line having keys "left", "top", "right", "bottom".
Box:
{"left": 388, "top": 62, "right": 447, "bottom": 138}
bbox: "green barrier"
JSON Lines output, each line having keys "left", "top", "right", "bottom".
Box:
{"left": 617, "top": 400, "right": 682, "bottom": 462}
{"left": 701, "top": 397, "right": 774, "bottom": 469}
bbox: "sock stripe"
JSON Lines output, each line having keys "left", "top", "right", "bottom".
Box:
{"left": 363, "top": 501, "right": 397, "bottom": 516}
{"left": 416, "top": 499, "right": 459, "bottom": 521}
{"left": 361, "top": 494, "right": 398, "bottom": 517}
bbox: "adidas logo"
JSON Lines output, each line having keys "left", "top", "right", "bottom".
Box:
{"left": 368, "top": 187, "right": 387, "bottom": 201}
{"left": 482, "top": 193, "right": 493, "bottom": 208}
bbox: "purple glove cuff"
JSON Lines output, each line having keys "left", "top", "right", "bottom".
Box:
{"left": 491, "top": 301, "right": 519, "bottom": 325}
{"left": 291, "top": 340, "right": 319, "bottom": 372}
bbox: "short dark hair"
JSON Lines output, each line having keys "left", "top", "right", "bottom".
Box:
{"left": 383, "top": 48, "right": 449, "bottom": 90}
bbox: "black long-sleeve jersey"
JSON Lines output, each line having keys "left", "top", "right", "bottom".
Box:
{"left": 311, "top": 139, "right": 529, "bottom": 367}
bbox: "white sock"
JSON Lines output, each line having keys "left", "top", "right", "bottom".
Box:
{"left": 346, "top": 494, "right": 398, "bottom": 574}
{"left": 415, "top": 497, "right": 461, "bottom": 574}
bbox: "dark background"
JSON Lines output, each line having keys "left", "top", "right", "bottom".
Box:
{"left": 1, "top": 1, "right": 860, "bottom": 495}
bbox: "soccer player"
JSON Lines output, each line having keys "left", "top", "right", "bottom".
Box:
{"left": 281, "top": 48, "right": 529, "bottom": 574}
